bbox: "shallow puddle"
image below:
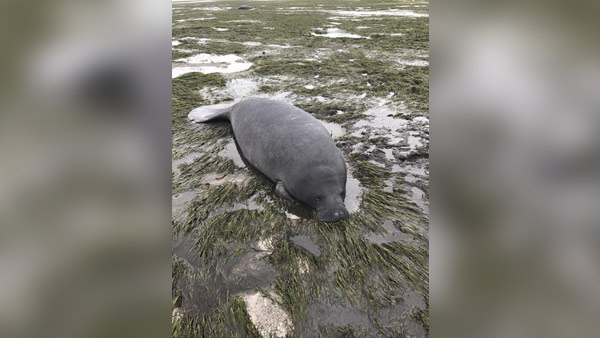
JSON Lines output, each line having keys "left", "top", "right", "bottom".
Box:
{"left": 208, "top": 194, "right": 265, "bottom": 218}
{"left": 218, "top": 139, "right": 246, "bottom": 167}
{"left": 172, "top": 152, "right": 203, "bottom": 169}
{"left": 353, "top": 107, "right": 409, "bottom": 144}
{"left": 225, "top": 78, "right": 259, "bottom": 99}
{"left": 319, "top": 120, "right": 345, "bottom": 139}
{"left": 366, "top": 220, "right": 417, "bottom": 246}
{"left": 311, "top": 28, "right": 367, "bottom": 39}
{"left": 172, "top": 53, "right": 252, "bottom": 78}
{"left": 305, "top": 301, "right": 377, "bottom": 336}
{"left": 345, "top": 172, "right": 363, "bottom": 213}
{"left": 376, "top": 289, "right": 427, "bottom": 337}
{"left": 172, "top": 189, "right": 201, "bottom": 223}
{"left": 290, "top": 234, "right": 322, "bottom": 257}
{"left": 411, "top": 186, "right": 429, "bottom": 214}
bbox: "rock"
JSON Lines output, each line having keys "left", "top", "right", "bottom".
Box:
{"left": 243, "top": 291, "right": 292, "bottom": 337}
{"left": 249, "top": 237, "right": 274, "bottom": 253}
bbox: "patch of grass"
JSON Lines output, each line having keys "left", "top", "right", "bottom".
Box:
{"left": 173, "top": 72, "right": 226, "bottom": 118}
{"left": 174, "top": 8, "right": 329, "bottom": 44}
{"left": 413, "top": 308, "right": 430, "bottom": 334}
{"left": 172, "top": 124, "right": 231, "bottom": 158}
{"left": 349, "top": 153, "right": 391, "bottom": 186}
{"left": 300, "top": 151, "right": 429, "bottom": 315}
{"left": 172, "top": 256, "right": 185, "bottom": 303}
{"left": 172, "top": 297, "right": 260, "bottom": 338}
{"left": 297, "top": 101, "right": 366, "bottom": 122}
{"left": 173, "top": 50, "right": 195, "bottom": 60}
{"left": 269, "top": 239, "right": 313, "bottom": 331}
{"left": 178, "top": 175, "right": 288, "bottom": 256}
{"left": 202, "top": 41, "right": 249, "bottom": 55}
{"left": 173, "top": 153, "right": 237, "bottom": 193}
{"left": 196, "top": 208, "right": 286, "bottom": 258}
{"left": 171, "top": 72, "right": 232, "bottom": 166}
{"left": 253, "top": 50, "right": 428, "bottom": 114}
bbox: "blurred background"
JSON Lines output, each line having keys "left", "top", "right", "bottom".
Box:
{"left": 1, "top": 0, "right": 599, "bottom": 337}
{"left": 432, "top": 0, "right": 600, "bottom": 337}
{"left": 0, "top": 0, "right": 171, "bottom": 338}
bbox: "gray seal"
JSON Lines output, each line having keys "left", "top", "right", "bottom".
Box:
{"left": 189, "top": 98, "right": 349, "bottom": 222}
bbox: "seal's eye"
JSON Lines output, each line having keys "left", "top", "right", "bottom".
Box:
{"left": 341, "top": 192, "right": 346, "bottom": 199}
{"left": 315, "top": 196, "right": 322, "bottom": 202}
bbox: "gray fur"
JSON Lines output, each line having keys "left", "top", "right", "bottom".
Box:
{"left": 190, "top": 98, "right": 349, "bottom": 222}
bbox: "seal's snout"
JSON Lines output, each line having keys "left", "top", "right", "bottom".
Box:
{"left": 317, "top": 204, "right": 350, "bottom": 223}
{"left": 331, "top": 210, "right": 347, "bottom": 221}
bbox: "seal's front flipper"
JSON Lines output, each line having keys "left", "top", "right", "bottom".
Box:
{"left": 188, "top": 103, "right": 233, "bottom": 123}
{"left": 275, "top": 181, "right": 294, "bottom": 203}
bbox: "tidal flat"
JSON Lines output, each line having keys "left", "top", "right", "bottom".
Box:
{"left": 172, "top": 1, "right": 429, "bottom": 337}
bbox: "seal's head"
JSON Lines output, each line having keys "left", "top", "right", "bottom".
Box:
{"left": 314, "top": 191, "right": 349, "bottom": 222}
{"left": 295, "top": 165, "right": 349, "bottom": 222}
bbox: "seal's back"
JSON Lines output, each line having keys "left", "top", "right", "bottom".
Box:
{"left": 229, "top": 98, "right": 345, "bottom": 185}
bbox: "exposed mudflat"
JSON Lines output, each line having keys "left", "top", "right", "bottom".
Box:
{"left": 172, "top": 1, "right": 429, "bottom": 337}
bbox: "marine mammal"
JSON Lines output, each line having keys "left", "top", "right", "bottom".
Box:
{"left": 188, "top": 98, "right": 350, "bottom": 222}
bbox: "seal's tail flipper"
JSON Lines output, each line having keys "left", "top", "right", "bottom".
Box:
{"left": 188, "top": 103, "right": 234, "bottom": 122}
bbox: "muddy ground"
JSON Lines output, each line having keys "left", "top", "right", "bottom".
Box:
{"left": 172, "top": 1, "right": 429, "bottom": 337}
